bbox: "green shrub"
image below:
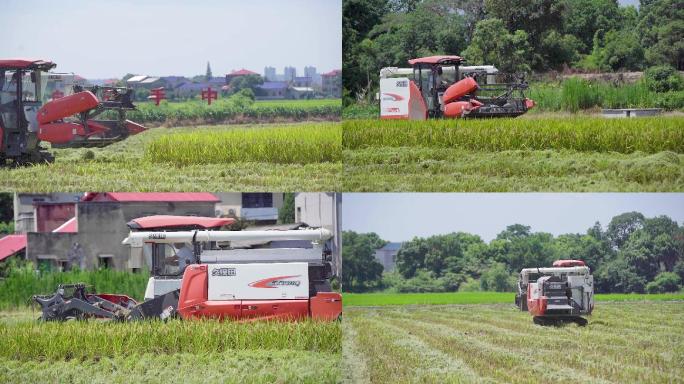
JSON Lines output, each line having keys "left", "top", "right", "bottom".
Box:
{"left": 645, "top": 272, "right": 681, "bottom": 293}
{"left": 644, "top": 65, "right": 683, "bottom": 93}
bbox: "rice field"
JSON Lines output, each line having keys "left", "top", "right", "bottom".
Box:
{"left": 343, "top": 117, "right": 684, "bottom": 153}
{"left": 0, "top": 122, "right": 341, "bottom": 192}
{"left": 128, "top": 98, "right": 341, "bottom": 125}
{"left": 342, "top": 117, "right": 684, "bottom": 192}
{"left": 343, "top": 301, "right": 684, "bottom": 383}
{"left": 146, "top": 123, "right": 341, "bottom": 165}
{"left": 0, "top": 311, "right": 341, "bottom": 383}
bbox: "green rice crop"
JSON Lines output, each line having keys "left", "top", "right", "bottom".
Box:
{"left": 0, "top": 319, "right": 340, "bottom": 361}
{"left": 0, "top": 266, "right": 150, "bottom": 309}
{"left": 343, "top": 117, "right": 684, "bottom": 154}
{"left": 145, "top": 123, "right": 341, "bottom": 165}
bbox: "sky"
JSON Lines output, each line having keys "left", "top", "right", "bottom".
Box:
{"left": 0, "top": 0, "right": 341, "bottom": 79}
{"left": 343, "top": 193, "right": 684, "bottom": 242}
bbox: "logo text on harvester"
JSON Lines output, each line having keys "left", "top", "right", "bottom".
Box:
{"left": 148, "top": 233, "right": 166, "bottom": 239}
{"left": 249, "top": 275, "right": 303, "bottom": 288}
{"left": 212, "top": 268, "right": 236, "bottom": 277}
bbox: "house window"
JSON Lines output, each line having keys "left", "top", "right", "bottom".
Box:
{"left": 98, "top": 255, "right": 113, "bottom": 269}
{"left": 242, "top": 193, "right": 273, "bottom": 208}
{"left": 296, "top": 207, "right": 302, "bottom": 223}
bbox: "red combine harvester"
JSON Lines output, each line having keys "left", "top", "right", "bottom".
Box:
{"left": 379, "top": 55, "right": 534, "bottom": 119}
{"left": 0, "top": 59, "right": 146, "bottom": 164}
{"left": 515, "top": 260, "right": 594, "bottom": 326}
{"left": 33, "top": 216, "right": 341, "bottom": 322}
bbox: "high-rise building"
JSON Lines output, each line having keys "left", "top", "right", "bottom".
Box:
{"left": 264, "top": 66, "right": 276, "bottom": 81}
{"left": 304, "top": 66, "right": 321, "bottom": 86}
{"left": 284, "top": 66, "right": 297, "bottom": 82}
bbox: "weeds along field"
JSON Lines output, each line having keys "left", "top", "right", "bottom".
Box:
{"left": 342, "top": 117, "right": 684, "bottom": 192}
{"left": 343, "top": 302, "right": 684, "bottom": 383}
{"left": 0, "top": 311, "right": 341, "bottom": 384}
{"left": 0, "top": 267, "right": 150, "bottom": 310}
{"left": 0, "top": 122, "right": 341, "bottom": 191}
{"left": 129, "top": 98, "right": 341, "bottom": 125}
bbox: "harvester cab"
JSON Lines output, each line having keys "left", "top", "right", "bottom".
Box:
{"left": 379, "top": 55, "right": 534, "bottom": 120}
{"left": 515, "top": 260, "right": 594, "bottom": 326}
{"left": 32, "top": 216, "right": 342, "bottom": 322}
{"left": 0, "top": 59, "right": 146, "bottom": 164}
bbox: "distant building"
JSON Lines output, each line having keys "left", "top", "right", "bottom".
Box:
{"left": 294, "top": 193, "right": 342, "bottom": 277}
{"left": 257, "top": 81, "right": 290, "bottom": 99}
{"left": 293, "top": 76, "right": 312, "bottom": 87}
{"left": 264, "top": 66, "right": 276, "bottom": 81}
{"left": 374, "top": 242, "right": 402, "bottom": 272}
{"left": 322, "top": 69, "right": 342, "bottom": 98}
{"left": 25, "top": 193, "right": 220, "bottom": 272}
{"left": 225, "top": 68, "right": 260, "bottom": 83}
{"left": 291, "top": 87, "right": 314, "bottom": 99}
{"left": 213, "top": 193, "right": 284, "bottom": 224}
{"left": 283, "top": 66, "right": 297, "bottom": 82}
{"left": 304, "top": 66, "right": 321, "bottom": 86}
{"left": 13, "top": 193, "right": 81, "bottom": 234}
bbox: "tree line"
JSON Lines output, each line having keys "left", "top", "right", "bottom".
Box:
{"left": 342, "top": 212, "right": 684, "bottom": 294}
{"left": 343, "top": 0, "right": 683, "bottom": 102}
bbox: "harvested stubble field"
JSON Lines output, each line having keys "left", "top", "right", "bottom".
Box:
{"left": 0, "top": 122, "right": 341, "bottom": 191}
{"left": 0, "top": 310, "right": 341, "bottom": 384}
{"left": 343, "top": 301, "right": 684, "bottom": 383}
{"left": 342, "top": 117, "right": 684, "bottom": 191}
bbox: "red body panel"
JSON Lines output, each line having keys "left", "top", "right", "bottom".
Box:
{"left": 175, "top": 264, "right": 341, "bottom": 322}
{"left": 37, "top": 91, "right": 99, "bottom": 124}
{"left": 125, "top": 119, "right": 146, "bottom": 135}
{"left": 408, "top": 55, "right": 463, "bottom": 65}
{"left": 443, "top": 77, "right": 478, "bottom": 104}
{"left": 310, "top": 292, "right": 342, "bottom": 321}
{"left": 38, "top": 122, "right": 86, "bottom": 144}
{"left": 0, "top": 59, "right": 55, "bottom": 70}
{"left": 443, "top": 100, "right": 482, "bottom": 118}
{"left": 552, "top": 259, "right": 585, "bottom": 267}
{"left": 241, "top": 300, "right": 308, "bottom": 321}
{"left": 90, "top": 293, "right": 137, "bottom": 307}
{"left": 128, "top": 215, "right": 235, "bottom": 230}
{"left": 527, "top": 284, "right": 547, "bottom": 317}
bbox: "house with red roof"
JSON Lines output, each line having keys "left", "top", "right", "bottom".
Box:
{"left": 225, "top": 68, "right": 260, "bottom": 83}
{"left": 322, "top": 69, "right": 342, "bottom": 98}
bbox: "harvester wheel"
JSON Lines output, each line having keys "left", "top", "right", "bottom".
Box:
{"left": 573, "top": 317, "right": 588, "bottom": 327}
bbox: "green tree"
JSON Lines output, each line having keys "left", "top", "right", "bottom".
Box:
{"left": 637, "top": 0, "right": 684, "bottom": 69}
{"left": 480, "top": 262, "right": 515, "bottom": 292}
{"left": 607, "top": 211, "right": 645, "bottom": 249}
{"left": 461, "top": 18, "right": 532, "bottom": 72}
{"left": 278, "top": 193, "right": 295, "bottom": 224}
{"left": 563, "top": 0, "right": 622, "bottom": 53}
{"left": 341, "top": 231, "right": 386, "bottom": 292}
{"left": 228, "top": 75, "right": 263, "bottom": 95}
{"left": 595, "top": 258, "right": 646, "bottom": 293}
{"left": 643, "top": 65, "right": 684, "bottom": 92}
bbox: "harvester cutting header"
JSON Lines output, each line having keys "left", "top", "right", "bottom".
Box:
{"left": 380, "top": 55, "right": 534, "bottom": 119}
{"left": 0, "top": 59, "right": 146, "bottom": 164}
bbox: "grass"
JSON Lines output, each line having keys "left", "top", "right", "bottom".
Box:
{"left": 0, "top": 122, "right": 341, "bottom": 192}
{"left": 342, "top": 117, "right": 684, "bottom": 192}
{"left": 0, "top": 311, "right": 341, "bottom": 383}
{"left": 343, "top": 302, "right": 684, "bottom": 383}
{"left": 0, "top": 267, "right": 151, "bottom": 309}
{"left": 145, "top": 123, "right": 340, "bottom": 165}
{"left": 343, "top": 291, "right": 684, "bottom": 307}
